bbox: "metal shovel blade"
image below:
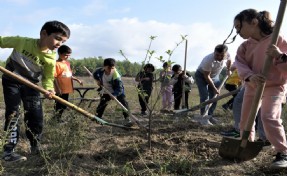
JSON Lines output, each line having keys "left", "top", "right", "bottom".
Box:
{"left": 219, "top": 137, "right": 265, "bottom": 161}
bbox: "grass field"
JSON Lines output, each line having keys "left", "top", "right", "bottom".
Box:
{"left": 0, "top": 77, "right": 287, "bottom": 175}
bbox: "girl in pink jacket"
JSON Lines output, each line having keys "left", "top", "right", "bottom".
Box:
{"left": 234, "top": 9, "right": 287, "bottom": 169}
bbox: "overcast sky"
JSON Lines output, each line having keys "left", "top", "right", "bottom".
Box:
{"left": 0, "top": 0, "right": 286, "bottom": 71}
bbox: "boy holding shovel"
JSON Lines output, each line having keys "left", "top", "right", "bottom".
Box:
{"left": 93, "top": 58, "right": 133, "bottom": 127}
{"left": 0, "top": 21, "right": 70, "bottom": 162}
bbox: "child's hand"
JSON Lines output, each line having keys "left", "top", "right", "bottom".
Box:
{"left": 213, "top": 87, "right": 220, "bottom": 94}
{"left": 266, "top": 44, "right": 282, "bottom": 59}
{"left": 96, "top": 80, "right": 101, "bottom": 87}
{"left": 182, "top": 75, "right": 188, "bottom": 79}
{"left": 79, "top": 80, "right": 84, "bottom": 86}
{"left": 226, "top": 69, "right": 232, "bottom": 76}
{"left": 249, "top": 74, "right": 265, "bottom": 85}
{"left": 44, "top": 90, "right": 55, "bottom": 99}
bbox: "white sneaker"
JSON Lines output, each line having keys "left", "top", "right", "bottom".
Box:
{"left": 209, "top": 116, "right": 221, "bottom": 125}
{"left": 270, "top": 153, "right": 287, "bottom": 169}
{"left": 191, "top": 115, "right": 213, "bottom": 126}
{"left": 199, "top": 118, "right": 213, "bottom": 126}
{"left": 123, "top": 119, "right": 134, "bottom": 127}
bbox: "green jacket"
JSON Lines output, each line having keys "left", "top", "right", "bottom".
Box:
{"left": 0, "top": 36, "right": 56, "bottom": 90}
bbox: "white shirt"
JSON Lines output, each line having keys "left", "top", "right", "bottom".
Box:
{"left": 197, "top": 53, "right": 231, "bottom": 78}
{"left": 102, "top": 73, "right": 114, "bottom": 94}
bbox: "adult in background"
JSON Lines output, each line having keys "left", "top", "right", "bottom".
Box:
{"left": 194, "top": 44, "right": 231, "bottom": 116}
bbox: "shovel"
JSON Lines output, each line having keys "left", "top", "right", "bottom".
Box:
{"left": 174, "top": 87, "right": 240, "bottom": 114}
{"left": 0, "top": 66, "right": 138, "bottom": 131}
{"left": 219, "top": 0, "right": 287, "bottom": 161}
{"left": 202, "top": 75, "right": 229, "bottom": 116}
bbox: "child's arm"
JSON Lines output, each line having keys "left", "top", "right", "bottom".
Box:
{"left": 202, "top": 71, "right": 219, "bottom": 94}
{"left": 54, "top": 78, "right": 61, "bottom": 94}
{"left": 135, "top": 72, "right": 141, "bottom": 82}
{"left": 169, "top": 74, "right": 179, "bottom": 85}
{"left": 72, "top": 76, "right": 83, "bottom": 86}
{"left": 267, "top": 43, "right": 287, "bottom": 70}
{"left": 185, "top": 76, "right": 194, "bottom": 84}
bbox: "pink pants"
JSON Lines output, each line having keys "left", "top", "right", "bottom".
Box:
{"left": 161, "top": 85, "right": 173, "bottom": 110}
{"left": 240, "top": 86, "right": 287, "bottom": 153}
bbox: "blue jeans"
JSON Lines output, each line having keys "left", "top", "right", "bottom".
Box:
{"left": 195, "top": 70, "right": 221, "bottom": 115}
{"left": 232, "top": 87, "right": 266, "bottom": 140}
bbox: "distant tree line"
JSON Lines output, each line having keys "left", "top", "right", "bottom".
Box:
{"left": 0, "top": 57, "right": 229, "bottom": 79}
{"left": 69, "top": 56, "right": 144, "bottom": 77}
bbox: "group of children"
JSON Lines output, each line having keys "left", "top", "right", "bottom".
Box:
{"left": 135, "top": 62, "right": 194, "bottom": 115}
{"left": 1, "top": 7, "right": 287, "bottom": 170}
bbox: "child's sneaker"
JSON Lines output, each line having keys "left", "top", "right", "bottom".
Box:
{"left": 123, "top": 119, "right": 134, "bottom": 127}
{"left": 270, "top": 152, "right": 287, "bottom": 169}
{"left": 2, "top": 152, "right": 27, "bottom": 162}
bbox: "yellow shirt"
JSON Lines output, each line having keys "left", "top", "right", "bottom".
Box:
{"left": 226, "top": 69, "right": 241, "bottom": 86}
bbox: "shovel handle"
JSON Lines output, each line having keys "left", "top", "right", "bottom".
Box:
{"left": 241, "top": 0, "right": 287, "bottom": 148}
{"left": 0, "top": 66, "right": 136, "bottom": 130}
{"left": 175, "top": 87, "right": 241, "bottom": 113}
{"left": 182, "top": 40, "right": 188, "bottom": 108}
{"left": 203, "top": 75, "right": 229, "bottom": 116}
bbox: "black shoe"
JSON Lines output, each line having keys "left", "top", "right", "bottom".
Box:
{"left": 271, "top": 153, "right": 287, "bottom": 169}
{"left": 220, "top": 128, "right": 240, "bottom": 138}
{"left": 2, "top": 152, "right": 27, "bottom": 162}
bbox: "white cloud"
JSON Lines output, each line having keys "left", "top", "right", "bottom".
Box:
{"left": 67, "top": 18, "right": 243, "bottom": 71}
{"left": 81, "top": 0, "right": 106, "bottom": 16}
{"left": 0, "top": 17, "right": 243, "bottom": 71}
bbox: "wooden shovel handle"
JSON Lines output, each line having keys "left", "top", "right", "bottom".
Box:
{"left": 0, "top": 66, "right": 136, "bottom": 130}
{"left": 203, "top": 75, "right": 229, "bottom": 116}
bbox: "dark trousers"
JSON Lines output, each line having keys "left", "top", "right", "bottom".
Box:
{"left": 96, "top": 94, "right": 129, "bottom": 119}
{"left": 138, "top": 89, "right": 152, "bottom": 112}
{"left": 174, "top": 91, "right": 189, "bottom": 110}
{"left": 224, "top": 84, "right": 238, "bottom": 108}
{"left": 2, "top": 77, "right": 43, "bottom": 152}
{"left": 54, "top": 93, "right": 69, "bottom": 120}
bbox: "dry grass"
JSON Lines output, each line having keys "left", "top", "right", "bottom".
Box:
{"left": 0, "top": 77, "right": 287, "bottom": 175}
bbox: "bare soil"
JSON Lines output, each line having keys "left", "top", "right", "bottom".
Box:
{"left": 1, "top": 77, "right": 287, "bottom": 175}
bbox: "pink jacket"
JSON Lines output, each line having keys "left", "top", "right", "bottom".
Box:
{"left": 235, "top": 35, "right": 287, "bottom": 95}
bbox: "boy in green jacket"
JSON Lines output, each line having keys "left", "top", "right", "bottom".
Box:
{"left": 0, "top": 21, "right": 70, "bottom": 162}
